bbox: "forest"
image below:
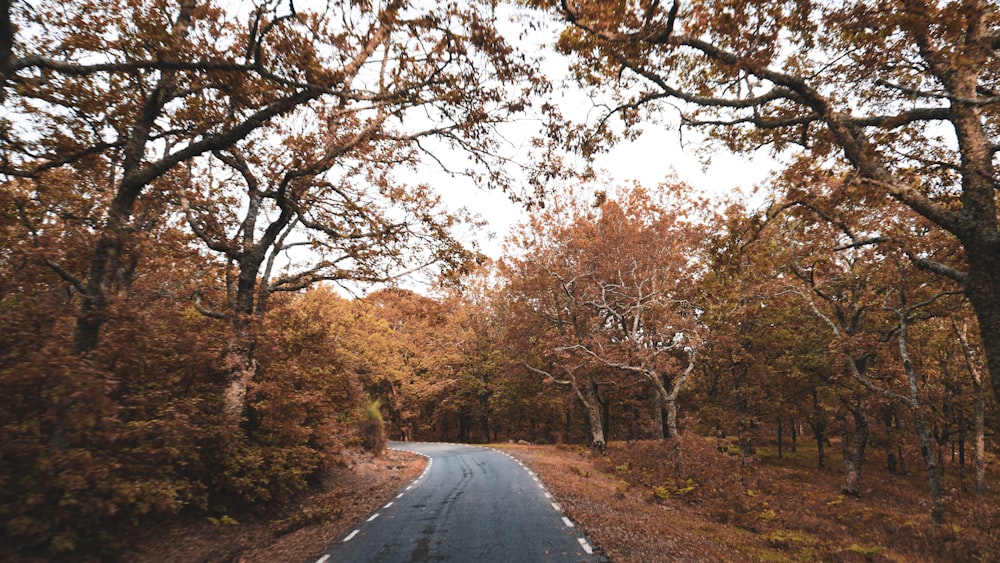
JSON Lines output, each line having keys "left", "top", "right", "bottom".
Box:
{"left": 1, "top": 0, "right": 998, "bottom": 559}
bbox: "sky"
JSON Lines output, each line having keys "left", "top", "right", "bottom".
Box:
{"left": 430, "top": 4, "right": 780, "bottom": 260}
{"left": 441, "top": 128, "right": 777, "bottom": 259}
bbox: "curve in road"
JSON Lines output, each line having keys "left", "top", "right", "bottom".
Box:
{"left": 314, "top": 442, "right": 606, "bottom": 562}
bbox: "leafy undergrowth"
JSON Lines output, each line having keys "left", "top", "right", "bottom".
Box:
{"left": 1, "top": 449, "right": 426, "bottom": 563}
{"left": 501, "top": 435, "right": 1000, "bottom": 562}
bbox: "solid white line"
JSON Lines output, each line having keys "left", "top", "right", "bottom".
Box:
{"left": 384, "top": 501, "right": 394, "bottom": 508}
{"left": 562, "top": 516, "right": 574, "bottom": 528}
{"left": 343, "top": 530, "right": 360, "bottom": 542}
{"left": 315, "top": 555, "right": 330, "bottom": 563}
{"left": 578, "top": 538, "right": 594, "bottom": 554}
{"left": 367, "top": 513, "right": 380, "bottom": 522}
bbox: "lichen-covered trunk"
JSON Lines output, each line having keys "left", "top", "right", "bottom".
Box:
{"left": 665, "top": 396, "right": 680, "bottom": 440}
{"left": 223, "top": 315, "right": 255, "bottom": 426}
{"left": 652, "top": 385, "right": 665, "bottom": 440}
{"left": 222, "top": 260, "right": 261, "bottom": 427}
{"left": 577, "top": 378, "right": 606, "bottom": 453}
{"left": 915, "top": 417, "right": 944, "bottom": 522}
{"left": 841, "top": 407, "right": 869, "bottom": 497}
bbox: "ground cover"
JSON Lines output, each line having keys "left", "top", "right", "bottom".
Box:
{"left": 2, "top": 449, "right": 426, "bottom": 563}
{"left": 500, "top": 435, "right": 1000, "bottom": 562}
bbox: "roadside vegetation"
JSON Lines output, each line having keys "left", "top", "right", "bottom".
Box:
{"left": 503, "top": 438, "right": 1000, "bottom": 562}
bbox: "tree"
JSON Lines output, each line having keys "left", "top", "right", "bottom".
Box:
{"left": 181, "top": 121, "right": 477, "bottom": 424}
{"left": 3, "top": 0, "right": 322, "bottom": 353}
{"left": 365, "top": 288, "right": 472, "bottom": 441}
{"left": 500, "top": 183, "right": 710, "bottom": 449}
{"left": 1, "top": 0, "right": 542, "bottom": 361}
{"left": 528, "top": 0, "right": 1000, "bottom": 417}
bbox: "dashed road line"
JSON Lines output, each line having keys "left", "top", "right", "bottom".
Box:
{"left": 342, "top": 530, "right": 360, "bottom": 542}
{"left": 384, "top": 501, "right": 394, "bottom": 508}
{"left": 562, "top": 516, "right": 574, "bottom": 528}
{"left": 315, "top": 555, "right": 330, "bottom": 563}
{"left": 578, "top": 537, "right": 594, "bottom": 554}
{"left": 367, "top": 513, "right": 380, "bottom": 522}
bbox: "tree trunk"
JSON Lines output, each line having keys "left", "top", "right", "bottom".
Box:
{"left": 658, "top": 353, "right": 694, "bottom": 441}
{"left": 790, "top": 416, "right": 797, "bottom": 453}
{"left": 222, "top": 313, "right": 255, "bottom": 427}
{"left": 73, "top": 209, "right": 133, "bottom": 354}
{"left": 737, "top": 418, "right": 756, "bottom": 457}
{"left": 665, "top": 396, "right": 680, "bottom": 439}
{"left": 577, "top": 378, "right": 606, "bottom": 453}
{"left": 916, "top": 417, "right": 945, "bottom": 523}
{"left": 974, "top": 388, "right": 986, "bottom": 498}
{"left": 955, "top": 318, "right": 988, "bottom": 498}
{"left": 652, "top": 386, "right": 665, "bottom": 440}
{"left": 600, "top": 394, "right": 612, "bottom": 442}
{"left": 841, "top": 406, "right": 869, "bottom": 497}
{"left": 776, "top": 416, "right": 783, "bottom": 459}
{"left": 222, "top": 258, "right": 264, "bottom": 427}
{"left": 956, "top": 144, "right": 1000, "bottom": 438}
{"left": 811, "top": 420, "right": 826, "bottom": 470}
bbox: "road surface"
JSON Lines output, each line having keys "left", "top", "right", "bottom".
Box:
{"left": 315, "top": 442, "right": 605, "bottom": 562}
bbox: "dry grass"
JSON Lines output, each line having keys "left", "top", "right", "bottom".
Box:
{"left": 500, "top": 434, "right": 1000, "bottom": 562}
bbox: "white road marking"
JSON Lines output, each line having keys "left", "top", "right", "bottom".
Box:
{"left": 384, "top": 501, "right": 394, "bottom": 508}
{"left": 551, "top": 502, "right": 562, "bottom": 512}
{"left": 396, "top": 492, "right": 404, "bottom": 499}
{"left": 562, "top": 516, "right": 574, "bottom": 528}
{"left": 578, "top": 538, "right": 594, "bottom": 554}
{"left": 367, "top": 513, "right": 380, "bottom": 522}
{"left": 343, "top": 530, "right": 360, "bottom": 542}
{"left": 315, "top": 555, "right": 330, "bottom": 563}
{"left": 544, "top": 492, "right": 552, "bottom": 499}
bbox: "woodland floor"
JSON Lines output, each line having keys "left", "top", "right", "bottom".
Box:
{"left": 499, "top": 437, "right": 1000, "bottom": 562}
{"left": 4, "top": 448, "right": 426, "bottom": 563}
{"left": 117, "top": 448, "right": 426, "bottom": 563}
{"left": 12, "top": 438, "right": 1000, "bottom": 562}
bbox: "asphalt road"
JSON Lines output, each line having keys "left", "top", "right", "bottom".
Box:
{"left": 315, "top": 442, "right": 605, "bottom": 562}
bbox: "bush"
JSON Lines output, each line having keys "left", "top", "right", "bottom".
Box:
{"left": 359, "top": 399, "right": 387, "bottom": 455}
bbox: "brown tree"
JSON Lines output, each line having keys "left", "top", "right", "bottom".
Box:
{"left": 528, "top": 0, "right": 1000, "bottom": 414}
{"left": 500, "top": 183, "right": 711, "bottom": 449}
{"left": 1, "top": 0, "right": 541, "bottom": 361}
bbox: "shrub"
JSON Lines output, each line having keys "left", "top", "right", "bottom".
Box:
{"left": 359, "top": 399, "right": 387, "bottom": 455}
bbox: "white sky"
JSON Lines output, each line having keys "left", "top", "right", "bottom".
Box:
{"left": 430, "top": 4, "right": 780, "bottom": 259}
{"left": 440, "top": 130, "right": 776, "bottom": 259}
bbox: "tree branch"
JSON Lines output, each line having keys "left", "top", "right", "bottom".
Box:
{"left": 192, "top": 290, "right": 228, "bottom": 320}
{"left": 907, "top": 254, "right": 968, "bottom": 284}
{"left": 45, "top": 260, "right": 86, "bottom": 294}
